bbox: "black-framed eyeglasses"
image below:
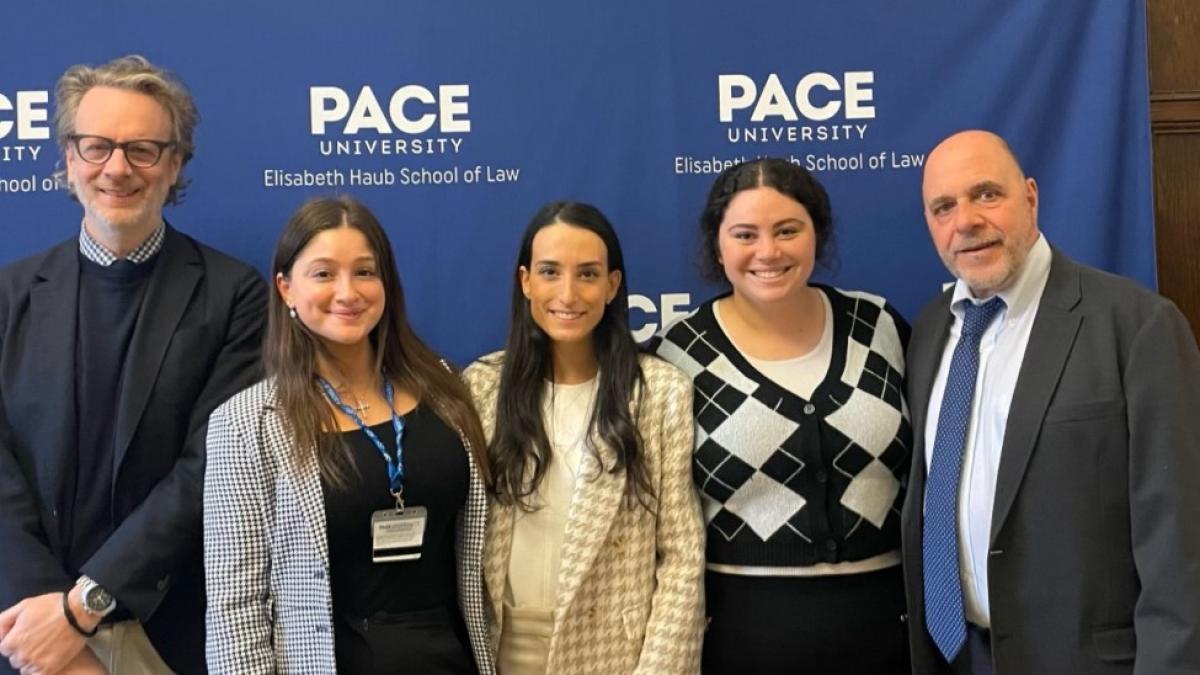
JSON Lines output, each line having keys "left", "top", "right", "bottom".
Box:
{"left": 67, "top": 134, "right": 177, "bottom": 168}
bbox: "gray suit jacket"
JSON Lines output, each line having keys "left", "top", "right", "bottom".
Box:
{"left": 901, "top": 249, "right": 1200, "bottom": 674}
{"left": 203, "top": 380, "right": 494, "bottom": 674}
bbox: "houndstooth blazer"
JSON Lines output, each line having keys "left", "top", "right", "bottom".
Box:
{"left": 203, "top": 379, "right": 494, "bottom": 674}
{"left": 464, "top": 352, "right": 705, "bottom": 675}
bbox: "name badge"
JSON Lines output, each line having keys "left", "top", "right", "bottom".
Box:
{"left": 371, "top": 506, "right": 427, "bottom": 563}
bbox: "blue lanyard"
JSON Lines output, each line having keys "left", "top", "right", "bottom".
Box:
{"left": 318, "top": 378, "right": 407, "bottom": 503}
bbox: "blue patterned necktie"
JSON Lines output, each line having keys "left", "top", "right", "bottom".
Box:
{"left": 923, "top": 296, "right": 1005, "bottom": 662}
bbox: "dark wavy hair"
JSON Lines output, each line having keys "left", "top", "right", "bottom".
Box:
{"left": 698, "top": 157, "right": 836, "bottom": 282}
{"left": 265, "top": 195, "right": 489, "bottom": 488}
{"left": 487, "top": 201, "right": 652, "bottom": 510}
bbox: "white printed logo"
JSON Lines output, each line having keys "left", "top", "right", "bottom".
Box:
{"left": 718, "top": 72, "right": 875, "bottom": 123}
{"left": 0, "top": 90, "right": 50, "bottom": 163}
{"left": 630, "top": 293, "right": 692, "bottom": 343}
{"left": 310, "top": 85, "right": 469, "bottom": 135}
{"left": 716, "top": 72, "right": 873, "bottom": 145}
{"left": 308, "top": 85, "right": 469, "bottom": 157}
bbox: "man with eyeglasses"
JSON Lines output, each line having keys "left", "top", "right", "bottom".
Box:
{"left": 0, "top": 55, "right": 265, "bottom": 674}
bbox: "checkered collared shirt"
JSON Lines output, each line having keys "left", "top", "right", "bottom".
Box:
{"left": 78, "top": 221, "right": 165, "bottom": 266}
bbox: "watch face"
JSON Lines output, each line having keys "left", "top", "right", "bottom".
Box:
{"left": 85, "top": 585, "right": 114, "bottom": 612}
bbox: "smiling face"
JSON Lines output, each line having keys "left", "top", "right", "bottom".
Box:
{"left": 65, "top": 86, "right": 181, "bottom": 250}
{"left": 717, "top": 186, "right": 817, "bottom": 307}
{"left": 276, "top": 225, "right": 385, "bottom": 357}
{"left": 519, "top": 222, "right": 621, "bottom": 348}
{"left": 922, "top": 131, "right": 1040, "bottom": 298}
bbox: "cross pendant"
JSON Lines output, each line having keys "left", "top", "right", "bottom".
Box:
{"left": 353, "top": 399, "right": 370, "bottom": 418}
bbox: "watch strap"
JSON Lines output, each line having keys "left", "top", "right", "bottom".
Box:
{"left": 62, "top": 591, "right": 98, "bottom": 638}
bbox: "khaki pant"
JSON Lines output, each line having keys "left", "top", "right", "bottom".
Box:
{"left": 85, "top": 621, "right": 173, "bottom": 675}
{"left": 498, "top": 604, "right": 553, "bottom": 675}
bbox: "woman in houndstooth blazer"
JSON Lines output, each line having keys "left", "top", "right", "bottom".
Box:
{"left": 203, "top": 196, "right": 495, "bottom": 674}
{"left": 464, "top": 202, "right": 705, "bottom": 675}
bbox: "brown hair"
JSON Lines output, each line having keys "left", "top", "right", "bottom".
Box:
{"left": 265, "top": 195, "right": 490, "bottom": 487}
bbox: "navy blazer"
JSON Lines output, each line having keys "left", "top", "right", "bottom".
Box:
{"left": 0, "top": 226, "right": 267, "bottom": 674}
{"left": 901, "top": 249, "right": 1200, "bottom": 674}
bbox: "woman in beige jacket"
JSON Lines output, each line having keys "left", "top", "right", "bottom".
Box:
{"left": 464, "top": 201, "right": 705, "bottom": 675}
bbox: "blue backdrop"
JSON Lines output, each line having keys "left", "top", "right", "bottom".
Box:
{"left": 0, "top": 1, "right": 1154, "bottom": 364}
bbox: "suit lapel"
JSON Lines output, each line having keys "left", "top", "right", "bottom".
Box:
{"left": 905, "top": 291, "right": 954, "bottom": 510}
{"left": 113, "top": 227, "right": 202, "bottom": 472}
{"left": 990, "top": 251, "right": 1082, "bottom": 545}
{"left": 26, "top": 241, "right": 81, "bottom": 510}
{"left": 553, "top": 436, "right": 623, "bottom": 620}
{"left": 484, "top": 499, "right": 515, "bottom": 647}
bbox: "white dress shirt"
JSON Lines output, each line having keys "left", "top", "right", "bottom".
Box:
{"left": 924, "top": 234, "right": 1051, "bottom": 626}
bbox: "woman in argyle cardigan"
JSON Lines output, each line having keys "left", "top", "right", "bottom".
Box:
{"left": 654, "top": 159, "right": 913, "bottom": 674}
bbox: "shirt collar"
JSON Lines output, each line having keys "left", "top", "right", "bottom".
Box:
{"left": 78, "top": 221, "right": 166, "bottom": 266}
{"left": 949, "top": 233, "right": 1052, "bottom": 321}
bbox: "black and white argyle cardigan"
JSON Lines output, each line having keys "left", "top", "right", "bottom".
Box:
{"left": 203, "top": 379, "right": 494, "bottom": 674}
{"left": 653, "top": 286, "right": 912, "bottom": 567}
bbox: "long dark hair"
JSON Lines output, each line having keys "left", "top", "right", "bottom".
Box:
{"left": 265, "top": 195, "right": 489, "bottom": 487}
{"left": 489, "top": 201, "right": 652, "bottom": 509}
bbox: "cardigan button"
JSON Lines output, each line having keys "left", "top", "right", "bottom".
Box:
{"left": 803, "top": 403, "right": 816, "bottom": 415}
{"left": 815, "top": 470, "right": 828, "bottom": 484}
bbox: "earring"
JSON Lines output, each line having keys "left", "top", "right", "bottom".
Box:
{"left": 288, "top": 306, "right": 297, "bottom": 319}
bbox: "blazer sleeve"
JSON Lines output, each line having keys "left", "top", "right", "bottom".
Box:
{"left": 80, "top": 266, "right": 267, "bottom": 620}
{"left": 634, "top": 366, "right": 705, "bottom": 675}
{"left": 0, "top": 269, "right": 73, "bottom": 606}
{"left": 203, "top": 398, "right": 276, "bottom": 674}
{"left": 0, "top": 384, "right": 73, "bottom": 605}
{"left": 1126, "top": 302, "right": 1200, "bottom": 673}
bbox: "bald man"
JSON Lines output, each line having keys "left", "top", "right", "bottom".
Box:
{"left": 900, "top": 130, "right": 1200, "bottom": 674}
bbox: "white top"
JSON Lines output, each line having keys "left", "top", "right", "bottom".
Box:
{"left": 720, "top": 290, "right": 835, "bottom": 400}
{"left": 923, "top": 234, "right": 1052, "bottom": 626}
{"left": 506, "top": 377, "right": 597, "bottom": 609}
{"left": 712, "top": 289, "right": 901, "bottom": 576}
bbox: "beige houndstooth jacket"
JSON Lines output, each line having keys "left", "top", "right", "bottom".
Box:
{"left": 464, "top": 352, "right": 705, "bottom": 675}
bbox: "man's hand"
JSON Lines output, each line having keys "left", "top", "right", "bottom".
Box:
{"left": 59, "top": 648, "right": 106, "bottom": 675}
{"left": 0, "top": 591, "right": 93, "bottom": 675}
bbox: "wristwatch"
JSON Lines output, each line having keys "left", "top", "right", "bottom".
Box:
{"left": 76, "top": 575, "right": 116, "bottom": 617}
